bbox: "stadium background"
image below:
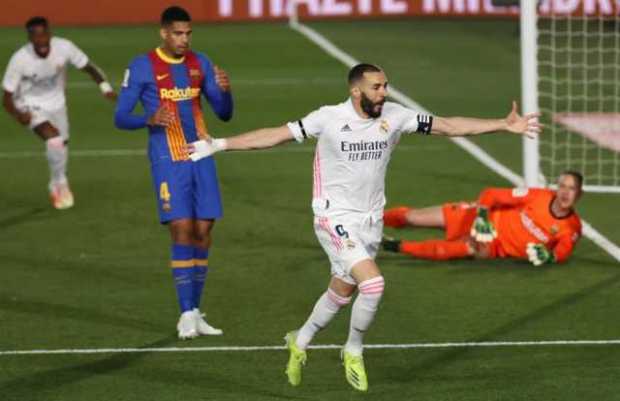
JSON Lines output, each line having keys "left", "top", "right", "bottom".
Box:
{"left": 1, "top": 1, "right": 619, "bottom": 400}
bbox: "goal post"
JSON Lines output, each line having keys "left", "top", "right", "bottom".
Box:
{"left": 521, "top": 0, "right": 541, "bottom": 188}
{"left": 522, "top": 0, "right": 620, "bottom": 193}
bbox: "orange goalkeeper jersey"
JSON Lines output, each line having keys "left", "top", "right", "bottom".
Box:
{"left": 478, "top": 188, "right": 582, "bottom": 262}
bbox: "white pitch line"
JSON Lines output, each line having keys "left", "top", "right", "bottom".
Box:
{"left": 0, "top": 144, "right": 442, "bottom": 159}
{"left": 3, "top": 339, "right": 620, "bottom": 356}
{"left": 289, "top": 17, "right": 620, "bottom": 263}
{"left": 65, "top": 77, "right": 340, "bottom": 89}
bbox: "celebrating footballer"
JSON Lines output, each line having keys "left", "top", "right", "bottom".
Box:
{"left": 186, "top": 63, "right": 541, "bottom": 391}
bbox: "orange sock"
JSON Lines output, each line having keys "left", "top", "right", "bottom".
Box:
{"left": 400, "top": 240, "right": 471, "bottom": 260}
{"left": 384, "top": 206, "right": 411, "bottom": 228}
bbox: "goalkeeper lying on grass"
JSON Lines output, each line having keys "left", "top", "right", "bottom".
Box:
{"left": 382, "top": 172, "right": 583, "bottom": 266}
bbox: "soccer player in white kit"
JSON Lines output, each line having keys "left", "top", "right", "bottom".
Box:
{"left": 2, "top": 17, "right": 116, "bottom": 209}
{"left": 186, "top": 64, "right": 541, "bottom": 391}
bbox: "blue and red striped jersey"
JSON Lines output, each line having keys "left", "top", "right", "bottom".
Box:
{"left": 115, "top": 47, "right": 233, "bottom": 162}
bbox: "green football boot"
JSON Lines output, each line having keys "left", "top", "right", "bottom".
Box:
{"left": 284, "top": 331, "right": 307, "bottom": 386}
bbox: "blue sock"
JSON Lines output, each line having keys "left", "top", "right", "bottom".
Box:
{"left": 192, "top": 248, "right": 209, "bottom": 309}
{"left": 171, "top": 244, "right": 195, "bottom": 313}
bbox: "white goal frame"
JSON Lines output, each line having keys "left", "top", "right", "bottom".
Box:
{"left": 521, "top": 0, "right": 620, "bottom": 193}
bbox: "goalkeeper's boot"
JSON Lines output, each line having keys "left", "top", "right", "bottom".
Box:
{"left": 383, "top": 206, "right": 411, "bottom": 228}
{"left": 177, "top": 310, "right": 199, "bottom": 340}
{"left": 284, "top": 331, "right": 307, "bottom": 386}
{"left": 381, "top": 235, "right": 402, "bottom": 253}
{"left": 342, "top": 350, "right": 368, "bottom": 392}
{"left": 193, "top": 308, "right": 223, "bottom": 336}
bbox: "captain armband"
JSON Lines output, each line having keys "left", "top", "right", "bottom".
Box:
{"left": 416, "top": 114, "right": 433, "bottom": 135}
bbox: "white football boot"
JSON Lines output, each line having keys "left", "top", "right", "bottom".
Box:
{"left": 193, "top": 308, "right": 223, "bottom": 336}
{"left": 177, "top": 310, "right": 199, "bottom": 340}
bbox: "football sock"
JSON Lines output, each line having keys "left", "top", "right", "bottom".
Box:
{"left": 383, "top": 206, "right": 411, "bottom": 228}
{"left": 296, "top": 288, "right": 351, "bottom": 350}
{"left": 400, "top": 239, "right": 471, "bottom": 260}
{"left": 171, "top": 244, "right": 195, "bottom": 313}
{"left": 192, "top": 247, "right": 209, "bottom": 309}
{"left": 46, "top": 136, "right": 68, "bottom": 187}
{"left": 345, "top": 276, "right": 385, "bottom": 356}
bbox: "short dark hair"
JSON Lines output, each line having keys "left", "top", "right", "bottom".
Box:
{"left": 348, "top": 63, "right": 382, "bottom": 85}
{"left": 161, "top": 6, "right": 191, "bottom": 26}
{"left": 25, "top": 16, "right": 48, "bottom": 33}
{"left": 561, "top": 170, "right": 584, "bottom": 191}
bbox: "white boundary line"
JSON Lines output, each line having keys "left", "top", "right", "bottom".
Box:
{"left": 289, "top": 17, "right": 620, "bottom": 263}
{"left": 0, "top": 144, "right": 443, "bottom": 159}
{"left": 3, "top": 339, "right": 620, "bottom": 356}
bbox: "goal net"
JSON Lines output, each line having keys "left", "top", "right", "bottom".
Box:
{"left": 534, "top": 0, "right": 620, "bottom": 192}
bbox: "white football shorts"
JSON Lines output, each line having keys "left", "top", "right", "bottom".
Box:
{"left": 314, "top": 213, "right": 383, "bottom": 285}
{"left": 26, "top": 106, "right": 70, "bottom": 140}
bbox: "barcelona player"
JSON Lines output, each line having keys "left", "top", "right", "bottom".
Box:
{"left": 382, "top": 172, "right": 583, "bottom": 266}
{"left": 114, "top": 6, "right": 233, "bottom": 339}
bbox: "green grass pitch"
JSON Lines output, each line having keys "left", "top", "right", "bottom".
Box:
{"left": 0, "top": 19, "right": 619, "bottom": 401}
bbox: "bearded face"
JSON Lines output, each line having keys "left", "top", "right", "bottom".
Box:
{"left": 360, "top": 91, "right": 386, "bottom": 119}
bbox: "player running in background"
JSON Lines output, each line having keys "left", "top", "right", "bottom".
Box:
{"left": 2, "top": 16, "right": 116, "bottom": 209}
{"left": 114, "top": 6, "right": 233, "bottom": 339}
{"left": 383, "top": 172, "right": 582, "bottom": 265}
{"left": 186, "top": 63, "right": 540, "bottom": 391}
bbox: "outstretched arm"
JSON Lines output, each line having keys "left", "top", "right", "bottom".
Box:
{"left": 432, "top": 101, "right": 540, "bottom": 138}
{"left": 81, "top": 63, "right": 117, "bottom": 101}
{"left": 478, "top": 187, "right": 535, "bottom": 209}
{"left": 187, "top": 125, "right": 295, "bottom": 161}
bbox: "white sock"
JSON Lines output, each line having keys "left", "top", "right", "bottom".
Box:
{"left": 296, "top": 288, "right": 351, "bottom": 350}
{"left": 345, "top": 276, "right": 385, "bottom": 356}
{"left": 46, "top": 137, "right": 68, "bottom": 188}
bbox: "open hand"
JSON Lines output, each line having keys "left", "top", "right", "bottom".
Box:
{"left": 147, "top": 104, "right": 175, "bottom": 127}
{"left": 186, "top": 138, "right": 227, "bottom": 161}
{"left": 214, "top": 65, "right": 231, "bottom": 92}
{"left": 103, "top": 91, "right": 118, "bottom": 102}
{"left": 16, "top": 111, "right": 31, "bottom": 126}
{"left": 470, "top": 207, "right": 497, "bottom": 243}
{"left": 505, "top": 100, "right": 541, "bottom": 139}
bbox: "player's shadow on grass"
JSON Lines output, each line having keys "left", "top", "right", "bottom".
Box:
{"left": 389, "top": 271, "right": 620, "bottom": 382}
{"left": 0, "top": 336, "right": 177, "bottom": 400}
{"left": 0, "top": 207, "right": 48, "bottom": 230}
{"left": 0, "top": 336, "right": 303, "bottom": 401}
{"left": 0, "top": 294, "right": 168, "bottom": 333}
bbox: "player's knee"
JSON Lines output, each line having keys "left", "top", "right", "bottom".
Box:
{"left": 194, "top": 233, "right": 212, "bottom": 249}
{"left": 46, "top": 136, "right": 64, "bottom": 151}
{"left": 327, "top": 288, "right": 352, "bottom": 307}
{"left": 358, "top": 276, "right": 385, "bottom": 298}
{"left": 169, "top": 221, "right": 195, "bottom": 245}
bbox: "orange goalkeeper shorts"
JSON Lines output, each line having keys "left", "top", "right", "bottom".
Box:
{"left": 442, "top": 202, "right": 478, "bottom": 241}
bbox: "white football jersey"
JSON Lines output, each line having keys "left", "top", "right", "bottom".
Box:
{"left": 2, "top": 37, "right": 89, "bottom": 112}
{"left": 287, "top": 98, "right": 432, "bottom": 219}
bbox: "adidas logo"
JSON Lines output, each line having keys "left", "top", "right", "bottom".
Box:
{"left": 340, "top": 124, "right": 352, "bottom": 133}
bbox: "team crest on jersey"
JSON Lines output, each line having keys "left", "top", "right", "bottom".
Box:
{"left": 345, "top": 239, "right": 357, "bottom": 250}
{"left": 380, "top": 119, "right": 389, "bottom": 134}
{"left": 189, "top": 69, "right": 201, "bottom": 78}
{"left": 550, "top": 225, "right": 559, "bottom": 235}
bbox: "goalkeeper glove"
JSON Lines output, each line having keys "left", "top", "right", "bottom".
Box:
{"left": 470, "top": 207, "right": 497, "bottom": 243}
{"left": 526, "top": 243, "right": 556, "bottom": 266}
{"left": 187, "top": 138, "right": 227, "bottom": 161}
